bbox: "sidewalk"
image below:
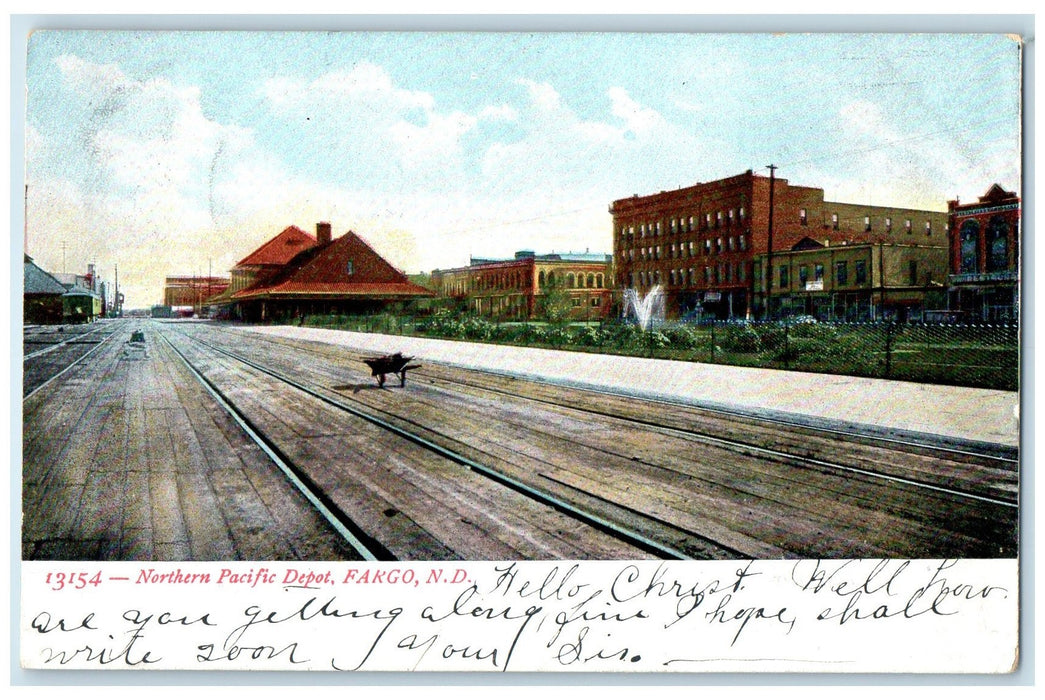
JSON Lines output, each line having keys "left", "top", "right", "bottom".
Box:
{"left": 249, "top": 326, "right": 1020, "bottom": 450}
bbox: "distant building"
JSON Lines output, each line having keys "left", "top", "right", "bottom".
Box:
{"left": 753, "top": 238, "right": 948, "bottom": 322}
{"left": 221, "top": 222, "right": 434, "bottom": 322}
{"left": 611, "top": 170, "right": 949, "bottom": 319}
{"left": 23, "top": 255, "right": 66, "bottom": 325}
{"left": 947, "top": 184, "right": 1020, "bottom": 322}
{"left": 163, "top": 276, "right": 231, "bottom": 311}
{"left": 432, "top": 250, "right": 614, "bottom": 320}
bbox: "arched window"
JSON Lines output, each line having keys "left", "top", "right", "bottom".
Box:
{"left": 596, "top": 274, "right": 603, "bottom": 288}
{"left": 539, "top": 270, "right": 546, "bottom": 288}
{"left": 567, "top": 273, "right": 575, "bottom": 288}
{"left": 960, "top": 220, "right": 981, "bottom": 274}
{"left": 587, "top": 274, "right": 595, "bottom": 288}
{"left": 987, "top": 216, "right": 1010, "bottom": 272}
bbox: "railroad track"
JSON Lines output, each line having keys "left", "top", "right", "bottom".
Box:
{"left": 165, "top": 323, "right": 1019, "bottom": 559}
{"left": 22, "top": 320, "right": 134, "bottom": 399}
{"left": 160, "top": 325, "right": 700, "bottom": 561}
{"left": 202, "top": 326, "right": 1018, "bottom": 507}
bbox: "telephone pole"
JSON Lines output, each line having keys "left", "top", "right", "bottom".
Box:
{"left": 764, "top": 164, "right": 777, "bottom": 320}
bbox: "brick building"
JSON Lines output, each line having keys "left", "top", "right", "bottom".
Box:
{"left": 754, "top": 238, "right": 948, "bottom": 321}
{"left": 432, "top": 251, "right": 614, "bottom": 321}
{"left": 610, "top": 170, "right": 949, "bottom": 319}
{"left": 947, "top": 184, "right": 1020, "bottom": 322}
{"left": 224, "top": 222, "right": 433, "bottom": 322}
{"left": 163, "top": 275, "right": 231, "bottom": 310}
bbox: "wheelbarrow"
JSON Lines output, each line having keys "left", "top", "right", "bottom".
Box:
{"left": 362, "top": 352, "right": 422, "bottom": 387}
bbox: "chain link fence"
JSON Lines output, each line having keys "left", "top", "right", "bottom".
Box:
{"left": 298, "top": 311, "right": 1019, "bottom": 391}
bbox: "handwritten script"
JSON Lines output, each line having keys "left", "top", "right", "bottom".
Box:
{"left": 21, "top": 559, "right": 1016, "bottom": 673}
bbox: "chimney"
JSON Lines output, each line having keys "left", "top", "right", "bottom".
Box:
{"left": 317, "top": 222, "right": 332, "bottom": 245}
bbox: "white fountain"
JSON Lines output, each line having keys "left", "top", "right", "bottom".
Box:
{"left": 622, "top": 285, "right": 665, "bottom": 331}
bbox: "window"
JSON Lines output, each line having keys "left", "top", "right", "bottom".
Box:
{"left": 655, "top": 246, "right": 662, "bottom": 260}
{"left": 926, "top": 220, "right": 932, "bottom": 236}
{"left": 716, "top": 212, "right": 723, "bottom": 228}
{"left": 905, "top": 219, "right": 912, "bottom": 233}
{"left": 346, "top": 260, "right": 354, "bottom": 275}
{"left": 832, "top": 213, "right": 839, "bottom": 231}
{"left": 779, "top": 265, "right": 790, "bottom": 288}
{"left": 728, "top": 209, "right": 735, "bottom": 226}
{"left": 739, "top": 234, "right": 746, "bottom": 251}
{"left": 738, "top": 264, "right": 746, "bottom": 282}
{"left": 739, "top": 206, "right": 745, "bottom": 222}
{"left": 864, "top": 216, "right": 871, "bottom": 232}
{"left": 704, "top": 239, "right": 712, "bottom": 255}
{"left": 800, "top": 208, "right": 808, "bottom": 226}
{"left": 729, "top": 237, "right": 736, "bottom": 251}
{"left": 836, "top": 261, "right": 848, "bottom": 285}
{"left": 814, "top": 263, "right": 824, "bottom": 281}
{"left": 705, "top": 213, "right": 712, "bottom": 229}
{"left": 592, "top": 297, "right": 600, "bottom": 307}
{"left": 885, "top": 217, "right": 892, "bottom": 232}
{"left": 716, "top": 237, "right": 723, "bottom": 253}
{"left": 671, "top": 218, "right": 677, "bottom": 233}
{"left": 855, "top": 260, "right": 867, "bottom": 285}
{"left": 670, "top": 270, "right": 677, "bottom": 285}
{"left": 704, "top": 267, "right": 712, "bottom": 284}
{"left": 799, "top": 266, "right": 808, "bottom": 286}
{"left": 909, "top": 260, "right": 918, "bottom": 285}
{"left": 987, "top": 216, "right": 1010, "bottom": 272}
{"left": 960, "top": 220, "right": 981, "bottom": 273}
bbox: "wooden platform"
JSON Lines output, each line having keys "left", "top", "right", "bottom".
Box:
{"left": 22, "top": 324, "right": 361, "bottom": 561}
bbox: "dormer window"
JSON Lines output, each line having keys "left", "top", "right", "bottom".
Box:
{"left": 346, "top": 261, "right": 354, "bottom": 275}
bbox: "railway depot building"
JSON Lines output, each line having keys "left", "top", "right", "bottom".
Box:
{"left": 611, "top": 169, "right": 949, "bottom": 319}
{"left": 431, "top": 250, "right": 614, "bottom": 320}
{"left": 947, "top": 184, "right": 1020, "bottom": 322}
{"left": 216, "top": 222, "right": 433, "bottom": 322}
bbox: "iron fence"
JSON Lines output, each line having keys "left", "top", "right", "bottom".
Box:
{"left": 298, "top": 311, "right": 1019, "bottom": 391}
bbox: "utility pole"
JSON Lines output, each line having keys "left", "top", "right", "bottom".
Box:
{"left": 764, "top": 164, "right": 777, "bottom": 320}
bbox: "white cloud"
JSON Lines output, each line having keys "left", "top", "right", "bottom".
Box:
{"left": 262, "top": 62, "right": 479, "bottom": 180}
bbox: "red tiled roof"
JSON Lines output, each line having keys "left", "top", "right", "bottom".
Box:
{"left": 233, "top": 281, "right": 433, "bottom": 299}
{"left": 232, "top": 230, "right": 434, "bottom": 301}
{"left": 236, "top": 225, "right": 317, "bottom": 267}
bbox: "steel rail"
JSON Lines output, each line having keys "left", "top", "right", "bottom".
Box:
{"left": 424, "top": 367, "right": 1019, "bottom": 466}
{"left": 24, "top": 326, "right": 111, "bottom": 360}
{"left": 158, "top": 332, "right": 388, "bottom": 562}
{"left": 170, "top": 327, "right": 701, "bottom": 560}
{"left": 422, "top": 370, "right": 1018, "bottom": 509}
{"left": 216, "top": 328, "right": 1017, "bottom": 464}
{"left": 22, "top": 323, "right": 127, "bottom": 402}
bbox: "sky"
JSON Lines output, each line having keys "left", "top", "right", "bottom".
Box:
{"left": 21, "top": 28, "right": 1023, "bottom": 308}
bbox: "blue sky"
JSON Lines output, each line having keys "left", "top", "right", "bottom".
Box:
{"left": 22, "top": 29, "right": 1023, "bottom": 307}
